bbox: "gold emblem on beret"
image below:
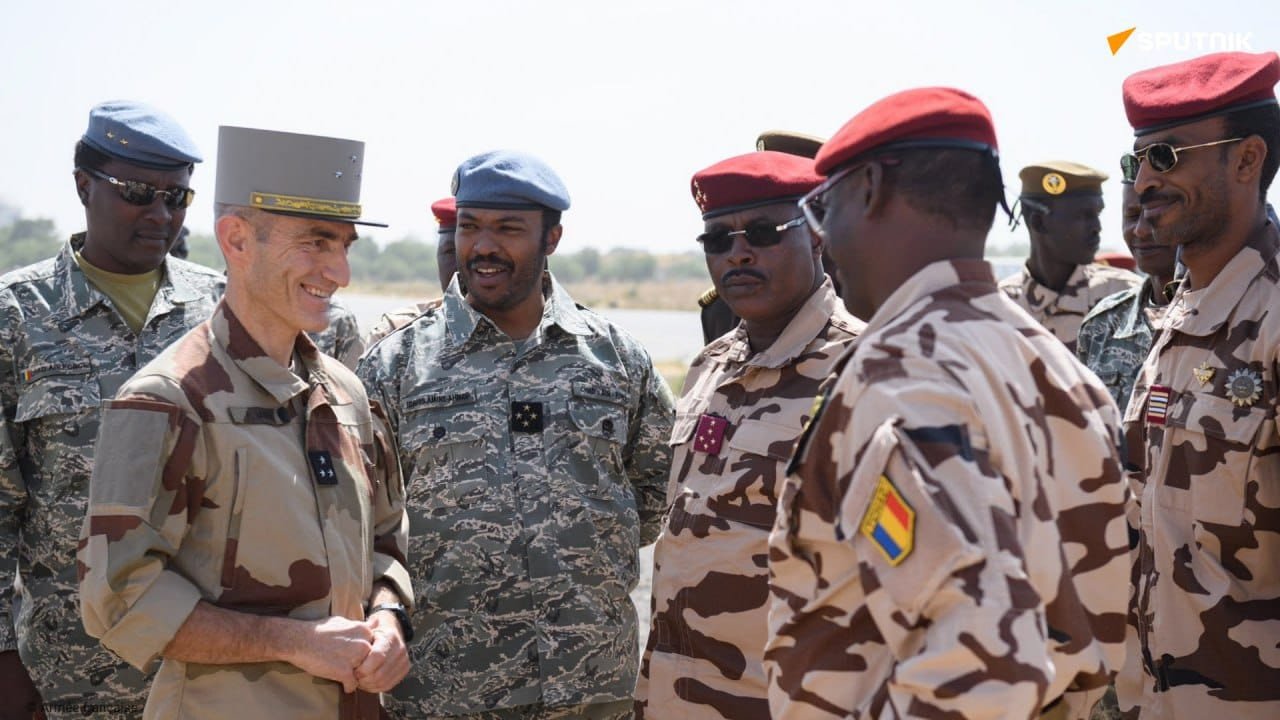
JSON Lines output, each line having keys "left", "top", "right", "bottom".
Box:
{"left": 1042, "top": 172, "right": 1067, "bottom": 195}
{"left": 1193, "top": 361, "right": 1215, "bottom": 386}
{"left": 693, "top": 180, "right": 709, "bottom": 212}
{"left": 1226, "top": 367, "right": 1262, "bottom": 407}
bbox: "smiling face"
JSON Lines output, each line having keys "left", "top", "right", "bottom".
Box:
{"left": 1121, "top": 183, "right": 1175, "bottom": 280}
{"left": 1132, "top": 115, "right": 1234, "bottom": 254}
{"left": 455, "top": 207, "right": 559, "bottom": 319}
{"left": 704, "top": 200, "right": 821, "bottom": 327}
{"left": 76, "top": 159, "right": 192, "bottom": 274}
{"left": 239, "top": 212, "right": 357, "bottom": 337}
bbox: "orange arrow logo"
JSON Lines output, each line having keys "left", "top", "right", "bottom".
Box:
{"left": 1108, "top": 27, "right": 1137, "bottom": 55}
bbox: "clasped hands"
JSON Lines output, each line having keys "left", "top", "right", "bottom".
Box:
{"left": 293, "top": 613, "right": 410, "bottom": 694}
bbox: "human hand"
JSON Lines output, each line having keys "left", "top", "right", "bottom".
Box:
{"left": 285, "top": 617, "right": 375, "bottom": 693}
{"left": 354, "top": 611, "right": 410, "bottom": 693}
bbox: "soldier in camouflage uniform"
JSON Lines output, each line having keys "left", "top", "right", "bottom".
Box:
{"left": 78, "top": 126, "right": 412, "bottom": 720}
{"left": 1117, "top": 51, "right": 1280, "bottom": 719}
{"left": 635, "top": 152, "right": 864, "bottom": 720}
{"left": 1076, "top": 180, "right": 1178, "bottom": 410}
{"left": 364, "top": 197, "right": 457, "bottom": 348}
{"left": 308, "top": 295, "right": 366, "bottom": 369}
{"left": 765, "top": 87, "right": 1129, "bottom": 720}
{"left": 358, "top": 150, "right": 674, "bottom": 719}
{"left": 0, "top": 101, "right": 222, "bottom": 719}
{"left": 1000, "top": 161, "right": 1141, "bottom": 353}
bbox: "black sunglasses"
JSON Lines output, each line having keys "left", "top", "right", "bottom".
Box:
{"left": 697, "top": 216, "right": 806, "bottom": 255}
{"left": 79, "top": 166, "right": 196, "bottom": 210}
{"left": 1119, "top": 137, "right": 1242, "bottom": 183}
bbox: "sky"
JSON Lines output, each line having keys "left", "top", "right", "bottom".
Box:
{"left": 2, "top": 0, "right": 1277, "bottom": 254}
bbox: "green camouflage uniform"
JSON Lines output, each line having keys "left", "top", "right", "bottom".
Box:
{"left": 0, "top": 235, "right": 224, "bottom": 718}
{"left": 308, "top": 295, "right": 365, "bottom": 369}
{"left": 1076, "top": 278, "right": 1171, "bottom": 411}
{"left": 358, "top": 274, "right": 674, "bottom": 718}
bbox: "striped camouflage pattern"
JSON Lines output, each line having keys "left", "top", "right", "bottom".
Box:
{"left": 1118, "top": 221, "right": 1280, "bottom": 719}
{"left": 363, "top": 299, "right": 441, "bottom": 348}
{"left": 308, "top": 295, "right": 365, "bottom": 369}
{"left": 636, "top": 279, "right": 862, "bottom": 720}
{"left": 78, "top": 300, "right": 410, "bottom": 720}
{"left": 358, "top": 274, "right": 674, "bottom": 717}
{"left": 1076, "top": 278, "right": 1170, "bottom": 410}
{"left": 999, "top": 262, "right": 1141, "bottom": 353}
{"left": 766, "top": 259, "right": 1129, "bottom": 720}
{"left": 0, "top": 237, "right": 223, "bottom": 718}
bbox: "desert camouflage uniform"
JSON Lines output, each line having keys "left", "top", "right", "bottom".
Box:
{"left": 635, "top": 279, "right": 862, "bottom": 720}
{"left": 358, "top": 273, "right": 674, "bottom": 718}
{"left": 1119, "top": 221, "right": 1280, "bottom": 719}
{"left": 1077, "top": 278, "right": 1173, "bottom": 410}
{"left": 77, "top": 300, "right": 410, "bottom": 720}
{"left": 1000, "top": 262, "right": 1141, "bottom": 353}
{"left": 0, "top": 236, "right": 223, "bottom": 718}
{"left": 766, "top": 259, "right": 1129, "bottom": 720}
{"left": 308, "top": 295, "right": 365, "bottom": 369}
{"left": 364, "top": 299, "right": 441, "bottom": 348}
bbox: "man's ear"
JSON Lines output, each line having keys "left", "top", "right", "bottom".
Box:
{"left": 215, "top": 214, "right": 255, "bottom": 272}
{"left": 1027, "top": 209, "right": 1048, "bottom": 234}
{"left": 543, "top": 224, "right": 564, "bottom": 257}
{"left": 862, "top": 162, "right": 888, "bottom": 218}
{"left": 74, "top": 169, "right": 91, "bottom": 206}
{"left": 1233, "top": 134, "right": 1267, "bottom": 186}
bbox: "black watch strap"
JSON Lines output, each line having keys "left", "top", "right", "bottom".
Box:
{"left": 368, "top": 602, "right": 414, "bottom": 643}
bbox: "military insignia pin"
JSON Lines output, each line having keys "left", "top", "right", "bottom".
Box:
{"left": 308, "top": 450, "right": 338, "bottom": 486}
{"left": 693, "top": 413, "right": 728, "bottom": 455}
{"left": 1146, "top": 385, "right": 1172, "bottom": 425}
{"left": 1193, "top": 361, "right": 1215, "bottom": 386}
{"left": 1042, "top": 172, "right": 1067, "bottom": 195}
{"left": 860, "top": 475, "right": 915, "bottom": 566}
{"left": 693, "top": 180, "right": 708, "bottom": 212}
{"left": 510, "top": 401, "right": 545, "bottom": 433}
{"left": 1226, "top": 368, "right": 1263, "bottom": 407}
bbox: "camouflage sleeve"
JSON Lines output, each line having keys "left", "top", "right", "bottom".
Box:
{"left": 623, "top": 345, "right": 675, "bottom": 545}
{"left": 367, "top": 398, "right": 412, "bottom": 610}
{"left": 843, "top": 383, "right": 1049, "bottom": 716}
{"left": 0, "top": 301, "right": 24, "bottom": 652}
{"left": 332, "top": 307, "right": 365, "bottom": 371}
{"left": 78, "top": 380, "right": 205, "bottom": 672}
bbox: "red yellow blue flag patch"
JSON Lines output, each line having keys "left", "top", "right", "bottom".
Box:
{"left": 860, "top": 475, "right": 915, "bottom": 565}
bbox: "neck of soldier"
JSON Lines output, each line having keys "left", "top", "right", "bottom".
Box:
{"left": 1179, "top": 201, "right": 1266, "bottom": 291}
{"left": 223, "top": 282, "right": 300, "bottom": 366}
{"left": 1026, "top": 244, "right": 1077, "bottom": 292}
{"left": 862, "top": 219, "right": 987, "bottom": 318}
{"left": 743, "top": 277, "right": 820, "bottom": 353}
{"left": 476, "top": 292, "right": 545, "bottom": 342}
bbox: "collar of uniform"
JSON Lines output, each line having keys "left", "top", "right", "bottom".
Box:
{"left": 442, "top": 271, "right": 591, "bottom": 347}
{"left": 211, "top": 300, "right": 313, "bottom": 405}
{"left": 865, "top": 257, "right": 996, "bottom": 334}
{"left": 742, "top": 276, "right": 841, "bottom": 369}
{"left": 56, "top": 233, "right": 208, "bottom": 322}
{"left": 1019, "top": 261, "right": 1092, "bottom": 314}
{"left": 1106, "top": 282, "right": 1150, "bottom": 340}
{"left": 1165, "top": 219, "right": 1280, "bottom": 337}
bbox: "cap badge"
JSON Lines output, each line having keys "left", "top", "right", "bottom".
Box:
{"left": 693, "top": 180, "right": 708, "bottom": 212}
{"left": 1226, "top": 368, "right": 1263, "bottom": 407}
{"left": 450, "top": 169, "right": 460, "bottom": 196}
{"left": 1193, "top": 361, "right": 1215, "bottom": 386}
{"left": 1042, "top": 173, "right": 1067, "bottom": 195}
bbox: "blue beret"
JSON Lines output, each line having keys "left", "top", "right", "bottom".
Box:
{"left": 451, "top": 150, "right": 570, "bottom": 211}
{"left": 81, "top": 100, "right": 202, "bottom": 170}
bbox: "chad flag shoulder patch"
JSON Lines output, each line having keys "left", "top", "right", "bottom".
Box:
{"left": 860, "top": 475, "right": 916, "bottom": 566}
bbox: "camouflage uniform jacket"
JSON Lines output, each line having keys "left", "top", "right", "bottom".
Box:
{"left": 78, "top": 301, "right": 411, "bottom": 720}
{"left": 0, "top": 236, "right": 223, "bottom": 716}
{"left": 308, "top": 295, "right": 366, "bottom": 369}
{"left": 636, "top": 278, "right": 863, "bottom": 720}
{"left": 364, "top": 299, "right": 441, "bottom": 349}
{"left": 1119, "top": 221, "right": 1280, "bottom": 719}
{"left": 999, "top": 262, "right": 1141, "bottom": 353}
{"left": 357, "top": 273, "right": 674, "bottom": 716}
{"left": 766, "top": 259, "right": 1129, "bottom": 720}
{"left": 1076, "top": 278, "right": 1171, "bottom": 410}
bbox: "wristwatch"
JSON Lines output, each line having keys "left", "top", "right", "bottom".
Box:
{"left": 368, "top": 602, "right": 414, "bottom": 643}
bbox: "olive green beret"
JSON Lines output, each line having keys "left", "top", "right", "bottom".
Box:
{"left": 1019, "top": 160, "right": 1108, "bottom": 198}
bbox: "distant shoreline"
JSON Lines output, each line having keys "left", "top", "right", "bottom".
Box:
{"left": 347, "top": 278, "right": 715, "bottom": 312}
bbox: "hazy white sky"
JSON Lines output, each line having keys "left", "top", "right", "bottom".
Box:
{"left": 2, "top": 1, "right": 1276, "bottom": 253}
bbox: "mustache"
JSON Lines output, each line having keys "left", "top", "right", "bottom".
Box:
{"left": 720, "top": 268, "right": 766, "bottom": 284}
{"left": 466, "top": 255, "right": 515, "bottom": 272}
{"left": 1138, "top": 189, "right": 1177, "bottom": 206}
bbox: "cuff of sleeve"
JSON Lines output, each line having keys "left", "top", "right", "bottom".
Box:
{"left": 372, "top": 553, "right": 414, "bottom": 612}
{"left": 99, "top": 569, "right": 203, "bottom": 673}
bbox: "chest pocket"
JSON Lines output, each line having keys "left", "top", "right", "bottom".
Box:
{"left": 566, "top": 382, "right": 630, "bottom": 498}
{"left": 1175, "top": 391, "right": 1268, "bottom": 527}
{"left": 14, "top": 363, "right": 100, "bottom": 423}
{"left": 720, "top": 418, "right": 802, "bottom": 528}
{"left": 402, "top": 384, "right": 488, "bottom": 509}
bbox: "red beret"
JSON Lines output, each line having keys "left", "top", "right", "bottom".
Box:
{"left": 1123, "top": 51, "right": 1280, "bottom": 136}
{"left": 431, "top": 196, "right": 457, "bottom": 230}
{"left": 691, "top": 151, "right": 822, "bottom": 219}
{"left": 814, "top": 87, "right": 998, "bottom": 175}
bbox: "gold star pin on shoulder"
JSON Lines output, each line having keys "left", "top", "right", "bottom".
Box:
{"left": 1193, "top": 361, "right": 1215, "bottom": 386}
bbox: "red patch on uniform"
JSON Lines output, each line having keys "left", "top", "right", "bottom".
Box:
{"left": 1147, "top": 385, "right": 1172, "bottom": 425}
{"left": 693, "top": 413, "right": 728, "bottom": 455}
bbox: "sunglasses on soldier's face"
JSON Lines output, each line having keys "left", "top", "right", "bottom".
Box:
{"left": 79, "top": 166, "right": 196, "bottom": 210}
{"left": 696, "top": 217, "right": 807, "bottom": 255}
{"left": 1119, "top": 137, "right": 1243, "bottom": 183}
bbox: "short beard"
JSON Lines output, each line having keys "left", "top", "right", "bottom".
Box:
{"left": 1154, "top": 173, "right": 1231, "bottom": 251}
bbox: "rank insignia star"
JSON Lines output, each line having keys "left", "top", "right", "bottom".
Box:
{"left": 693, "top": 413, "right": 728, "bottom": 455}
{"left": 1193, "top": 361, "right": 1215, "bottom": 386}
{"left": 1226, "top": 368, "right": 1263, "bottom": 407}
{"left": 510, "top": 401, "right": 545, "bottom": 433}
{"left": 308, "top": 450, "right": 338, "bottom": 486}
{"left": 693, "top": 180, "right": 708, "bottom": 212}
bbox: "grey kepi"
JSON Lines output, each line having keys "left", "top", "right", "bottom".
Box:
{"left": 215, "top": 125, "right": 387, "bottom": 227}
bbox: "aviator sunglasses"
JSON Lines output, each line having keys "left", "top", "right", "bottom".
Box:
{"left": 697, "top": 216, "right": 807, "bottom": 255}
{"left": 1120, "top": 137, "right": 1243, "bottom": 183}
{"left": 79, "top": 166, "right": 196, "bottom": 210}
